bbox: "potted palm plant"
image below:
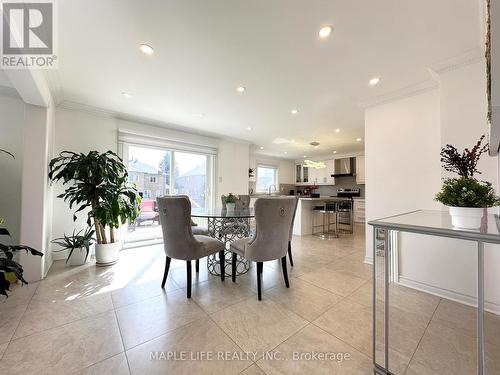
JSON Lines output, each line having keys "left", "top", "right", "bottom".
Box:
{"left": 435, "top": 135, "right": 500, "bottom": 229}
{"left": 49, "top": 151, "right": 141, "bottom": 266}
{"left": 52, "top": 227, "right": 95, "bottom": 266}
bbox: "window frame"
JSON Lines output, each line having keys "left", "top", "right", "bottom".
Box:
{"left": 256, "top": 164, "right": 279, "bottom": 192}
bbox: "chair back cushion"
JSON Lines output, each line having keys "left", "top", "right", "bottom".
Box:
{"left": 246, "top": 197, "right": 296, "bottom": 262}
{"left": 236, "top": 195, "right": 250, "bottom": 209}
{"left": 157, "top": 195, "right": 200, "bottom": 260}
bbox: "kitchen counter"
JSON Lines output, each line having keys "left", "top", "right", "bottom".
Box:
{"left": 298, "top": 196, "right": 351, "bottom": 201}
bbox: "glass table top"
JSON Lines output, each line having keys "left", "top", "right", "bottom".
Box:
{"left": 369, "top": 209, "right": 500, "bottom": 243}
{"left": 191, "top": 207, "right": 254, "bottom": 218}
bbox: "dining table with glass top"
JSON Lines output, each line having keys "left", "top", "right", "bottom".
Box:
{"left": 191, "top": 206, "right": 255, "bottom": 276}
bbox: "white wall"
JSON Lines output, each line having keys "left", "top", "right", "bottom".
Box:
{"left": 365, "top": 61, "right": 500, "bottom": 313}
{"left": 0, "top": 94, "right": 25, "bottom": 244}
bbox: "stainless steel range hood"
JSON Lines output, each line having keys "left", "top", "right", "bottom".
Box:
{"left": 331, "top": 157, "right": 355, "bottom": 177}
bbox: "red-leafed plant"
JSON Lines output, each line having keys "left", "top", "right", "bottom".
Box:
{"left": 440, "top": 135, "right": 488, "bottom": 178}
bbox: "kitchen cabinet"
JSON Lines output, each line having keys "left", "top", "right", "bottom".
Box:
{"left": 356, "top": 156, "right": 365, "bottom": 184}
{"left": 296, "top": 160, "right": 335, "bottom": 185}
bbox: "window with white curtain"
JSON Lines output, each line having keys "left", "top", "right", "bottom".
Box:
{"left": 256, "top": 164, "right": 278, "bottom": 192}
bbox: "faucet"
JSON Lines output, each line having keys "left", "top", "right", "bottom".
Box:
{"left": 268, "top": 185, "right": 277, "bottom": 195}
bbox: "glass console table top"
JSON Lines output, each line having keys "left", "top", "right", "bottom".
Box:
{"left": 369, "top": 209, "right": 500, "bottom": 244}
{"left": 191, "top": 207, "right": 254, "bottom": 219}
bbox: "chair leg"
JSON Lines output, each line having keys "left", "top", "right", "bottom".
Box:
{"left": 219, "top": 250, "right": 225, "bottom": 282}
{"left": 256, "top": 262, "right": 263, "bottom": 300}
{"left": 195, "top": 259, "right": 200, "bottom": 273}
{"left": 232, "top": 252, "right": 237, "bottom": 282}
{"left": 161, "top": 256, "right": 171, "bottom": 288}
{"left": 281, "top": 256, "right": 290, "bottom": 288}
{"left": 186, "top": 261, "right": 192, "bottom": 298}
{"left": 288, "top": 241, "right": 294, "bottom": 267}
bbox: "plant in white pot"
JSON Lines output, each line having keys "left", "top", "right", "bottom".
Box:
{"left": 435, "top": 135, "right": 500, "bottom": 229}
{"left": 51, "top": 227, "right": 95, "bottom": 266}
{"left": 223, "top": 193, "right": 238, "bottom": 212}
{"left": 49, "top": 151, "right": 141, "bottom": 266}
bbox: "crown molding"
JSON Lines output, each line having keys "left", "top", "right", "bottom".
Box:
{"left": 429, "top": 47, "right": 484, "bottom": 74}
{"left": 359, "top": 80, "right": 438, "bottom": 109}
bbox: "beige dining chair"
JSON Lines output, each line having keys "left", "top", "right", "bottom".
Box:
{"left": 229, "top": 196, "right": 296, "bottom": 300}
{"left": 157, "top": 196, "right": 226, "bottom": 298}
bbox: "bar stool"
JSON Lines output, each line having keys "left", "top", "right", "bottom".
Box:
{"left": 311, "top": 203, "right": 339, "bottom": 239}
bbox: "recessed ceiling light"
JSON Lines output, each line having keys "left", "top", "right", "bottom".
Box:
{"left": 198, "top": 113, "right": 205, "bottom": 118}
{"left": 121, "top": 92, "right": 132, "bottom": 98}
{"left": 247, "top": 127, "right": 252, "bottom": 131}
{"left": 333, "top": 150, "right": 337, "bottom": 154}
{"left": 260, "top": 146, "right": 264, "bottom": 150}
{"left": 284, "top": 151, "right": 288, "bottom": 154}
{"left": 139, "top": 44, "right": 154, "bottom": 55}
{"left": 309, "top": 141, "right": 320, "bottom": 147}
{"left": 369, "top": 77, "right": 381, "bottom": 86}
{"left": 319, "top": 25, "right": 333, "bottom": 39}
{"left": 303, "top": 155, "right": 307, "bottom": 158}
{"left": 291, "top": 109, "right": 299, "bottom": 115}
{"left": 356, "top": 138, "right": 362, "bottom": 142}
{"left": 236, "top": 86, "right": 246, "bottom": 93}
{"left": 335, "top": 128, "right": 340, "bottom": 133}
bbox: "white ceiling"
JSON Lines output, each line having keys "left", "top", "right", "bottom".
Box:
{"left": 47, "top": 0, "right": 483, "bottom": 159}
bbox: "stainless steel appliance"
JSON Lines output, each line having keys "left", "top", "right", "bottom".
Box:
{"left": 331, "top": 157, "right": 355, "bottom": 177}
{"left": 336, "top": 187, "right": 360, "bottom": 198}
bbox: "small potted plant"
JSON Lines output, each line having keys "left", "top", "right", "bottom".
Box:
{"left": 52, "top": 227, "right": 95, "bottom": 266}
{"left": 435, "top": 135, "right": 500, "bottom": 229}
{"left": 223, "top": 193, "right": 238, "bottom": 212}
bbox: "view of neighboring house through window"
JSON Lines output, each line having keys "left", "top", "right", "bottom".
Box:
{"left": 256, "top": 164, "right": 278, "bottom": 192}
{"left": 124, "top": 145, "right": 213, "bottom": 246}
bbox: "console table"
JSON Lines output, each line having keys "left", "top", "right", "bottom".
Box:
{"left": 369, "top": 209, "right": 500, "bottom": 375}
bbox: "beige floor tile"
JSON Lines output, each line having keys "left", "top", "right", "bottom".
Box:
{"left": 405, "top": 359, "right": 442, "bottom": 375}
{"left": 346, "top": 281, "right": 373, "bottom": 307}
{"left": 14, "top": 292, "right": 114, "bottom": 339}
{"left": 0, "top": 311, "right": 123, "bottom": 375}
{"left": 0, "top": 303, "right": 27, "bottom": 345}
{"left": 328, "top": 253, "right": 372, "bottom": 280}
{"left": 413, "top": 320, "right": 476, "bottom": 375}
{"left": 257, "top": 324, "right": 372, "bottom": 374}
{"left": 126, "top": 319, "right": 251, "bottom": 375}
{"left": 299, "top": 268, "right": 366, "bottom": 297}
{"left": 236, "top": 264, "right": 289, "bottom": 293}
{"left": 191, "top": 278, "right": 255, "bottom": 313}
{"left": 76, "top": 352, "right": 130, "bottom": 375}
{"left": 169, "top": 259, "right": 218, "bottom": 288}
{"left": 266, "top": 278, "right": 343, "bottom": 321}
{"left": 240, "top": 364, "right": 267, "bottom": 375}
{"left": 0, "top": 282, "right": 38, "bottom": 310}
{"left": 111, "top": 276, "right": 179, "bottom": 308}
{"left": 433, "top": 298, "right": 500, "bottom": 347}
{"left": 314, "top": 299, "right": 372, "bottom": 356}
{"left": 0, "top": 342, "right": 8, "bottom": 359}
{"left": 115, "top": 289, "right": 207, "bottom": 349}
{"left": 211, "top": 298, "right": 307, "bottom": 358}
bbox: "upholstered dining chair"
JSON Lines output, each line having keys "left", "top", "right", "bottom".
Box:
{"left": 220, "top": 194, "right": 250, "bottom": 209}
{"left": 191, "top": 220, "right": 209, "bottom": 272}
{"left": 229, "top": 197, "right": 296, "bottom": 300}
{"left": 220, "top": 194, "right": 251, "bottom": 237}
{"left": 287, "top": 197, "right": 299, "bottom": 267}
{"left": 157, "top": 196, "right": 225, "bottom": 298}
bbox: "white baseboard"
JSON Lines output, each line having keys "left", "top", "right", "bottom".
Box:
{"left": 398, "top": 276, "right": 500, "bottom": 315}
{"left": 364, "top": 256, "right": 373, "bottom": 265}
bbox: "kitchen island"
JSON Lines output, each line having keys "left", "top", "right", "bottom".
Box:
{"left": 293, "top": 197, "right": 352, "bottom": 236}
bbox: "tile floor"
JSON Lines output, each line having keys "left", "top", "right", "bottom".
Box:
{"left": 0, "top": 225, "right": 499, "bottom": 374}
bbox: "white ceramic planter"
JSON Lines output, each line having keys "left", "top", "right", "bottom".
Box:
{"left": 448, "top": 206, "right": 484, "bottom": 229}
{"left": 95, "top": 241, "right": 121, "bottom": 266}
{"left": 67, "top": 245, "right": 94, "bottom": 266}
{"left": 226, "top": 203, "right": 236, "bottom": 212}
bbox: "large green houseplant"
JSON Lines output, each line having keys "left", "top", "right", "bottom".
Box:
{"left": 435, "top": 135, "right": 500, "bottom": 229}
{"left": 48, "top": 151, "right": 141, "bottom": 265}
